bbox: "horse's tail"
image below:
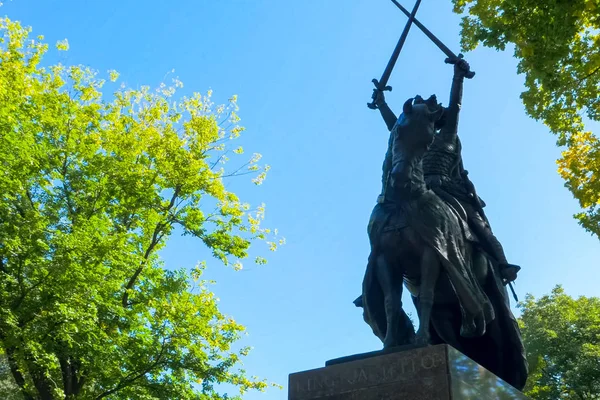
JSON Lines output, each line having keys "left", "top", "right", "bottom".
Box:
{"left": 356, "top": 242, "right": 391, "bottom": 342}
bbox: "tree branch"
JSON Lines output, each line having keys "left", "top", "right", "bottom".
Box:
{"left": 61, "top": 161, "right": 76, "bottom": 224}
{"left": 12, "top": 270, "right": 52, "bottom": 310}
{"left": 25, "top": 189, "right": 38, "bottom": 213}
{"left": 86, "top": 185, "right": 104, "bottom": 220}
{"left": 15, "top": 257, "right": 26, "bottom": 306}
{"left": 121, "top": 186, "right": 180, "bottom": 307}
{"left": 210, "top": 150, "right": 230, "bottom": 170}
{"left": 25, "top": 349, "right": 55, "bottom": 400}
{"left": 213, "top": 159, "right": 261, "bottom": 180}
{"left": 120, "top": 171, "right": 160, "bottom": 232}
{"left": 94, "top": 337, "right": 169, "bottom": 400}
{"left": 60, "top": 122, "right": 77, "bottom": 225}
{"left": 59, "top": 353, "right": 85, "bottom": 397}
{"left": 221, "top": 169, "right": 261, "bottom": 179}
{"left": 4, "top": 346, "right": 35, "bottom": 400}
{"left": 59, "top": 355, "right": 73, "bottom": 397}
{"left": 576, "top": 65, "right": 600, "bottom": 84}
{"left": 121, "top": 224, "right": 164, "bottom": 307}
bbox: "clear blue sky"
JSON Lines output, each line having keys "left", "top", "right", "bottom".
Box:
{"left": 5, "top": 0, "right": 600, "bottom": 398}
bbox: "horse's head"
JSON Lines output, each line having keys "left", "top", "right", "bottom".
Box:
{"left": 415, "top": 94, "right": 447, "bottom": 131}
{"left": 414, "top": 94, "right": 441, "bottom": 112}
{"left": 395, "top": 96, "right": 444, "bottom": 144}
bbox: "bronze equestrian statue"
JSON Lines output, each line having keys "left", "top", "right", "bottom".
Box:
{"left": 354, "top": 57, "right": 528, "bottom": 390}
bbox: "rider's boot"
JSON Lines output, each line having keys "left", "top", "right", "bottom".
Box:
{"left": 484, "top": 230, "right": 521, "bottom": 283}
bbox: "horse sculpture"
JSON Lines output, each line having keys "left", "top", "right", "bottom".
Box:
{"left": 354, "top": 59, "right": 528, "bottom": 390}
{"left": 358, "top": 95, "right": 493, "bottom": 345}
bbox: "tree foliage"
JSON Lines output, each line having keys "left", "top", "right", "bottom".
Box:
{"left": 519, "top": 286, "right": 600, "bottom": 399}
{"left": 0, "top": 17, "right": 281, "bottom": 399}
{"left": 0, "top": 352, "right": 22, "bottom": 400}
{"left": 452, "top": 0, "right": 600, "bottom": 237}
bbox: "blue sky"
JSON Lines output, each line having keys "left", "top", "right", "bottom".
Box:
{"left": 5, "top": 1, "right": 600, "bottom": 399}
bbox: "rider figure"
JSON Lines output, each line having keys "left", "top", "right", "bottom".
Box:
{"left": 372, "top": 57, "right": 520, "bottom": 283}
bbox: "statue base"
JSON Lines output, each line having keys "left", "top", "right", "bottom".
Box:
{"left": 288, "top": 344, "right": 529, "bottom": 399}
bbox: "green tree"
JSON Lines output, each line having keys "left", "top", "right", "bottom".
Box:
{"left": 0, "top": 17, "right": 281, "bottom": 399}
{"left": 452, "top": 0, "right": 600, "bottom": 237}
{"left": 519, "top": 286, "right": 600, "bottom": 399}
{"left": 0, "top": 352, "right": 23, "bottom": 400}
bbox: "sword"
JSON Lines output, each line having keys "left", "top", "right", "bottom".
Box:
{"left": 508, "top": 282, "right": 519, "bottom": 303}
{"left": 391, "top": 0, "right": 476, "bottom": 79}
{"left": 367, "top": 0, "right": 422, "bottom": 110}
{"left": 478, "top": 248, "right": 520, "bottom": 303}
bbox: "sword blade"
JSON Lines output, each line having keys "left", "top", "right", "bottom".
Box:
{"left": 509, "top": 282, "right": 519, "bottom": 303}
{"left": 392, "top": 0, "right": 455, "bottom": 59}
{"left": 391, "top": 0, "right": 475, "bottom": 78}
{"left": 367, "top": 0, "right": 422, "bottom": 109}
{"left": 378, "top": 0, "right": 422, "bottom": 88}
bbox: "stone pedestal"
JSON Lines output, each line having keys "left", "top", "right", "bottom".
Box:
{"left": 288, "top": 344, "right": 529, "bottom": 399}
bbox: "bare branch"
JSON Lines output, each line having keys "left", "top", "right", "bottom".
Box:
{"left": 217, "top": 160, "right": 252, "bottom": 179}
{"left": 210, "top": 150, "right": 230, "bottom": 171}
{"left": 221, "top": 170, "right": 261, "bottom": 179}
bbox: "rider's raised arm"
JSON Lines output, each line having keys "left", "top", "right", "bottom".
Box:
{"left": 440, "top": 58, "right": 470, "bottom": 140}
{"left": 373, "top": 90, "right": 398, "bottom": 131}
{"left": 379, "top": 103, "right": 398, "bottom": 131}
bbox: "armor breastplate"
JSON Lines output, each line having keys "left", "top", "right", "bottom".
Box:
{"left": 422, "top": 135, "right": 458, "bottom": 177}
{"left": 422, "top": 134, "right": 473, "bottom": 202}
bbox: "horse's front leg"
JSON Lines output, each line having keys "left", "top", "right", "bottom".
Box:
{"left": 375, "top": 251, "right": 404, "bottom": 348}
{"left": 375, "top": 252, "right": 401, "bottom": 348}
{"left": 416, "top": 246, "right": 441, "bottom": 345}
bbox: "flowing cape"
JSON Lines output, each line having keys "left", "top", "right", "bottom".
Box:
{"left": 357, "top": 190, "right": 494, "bottom": 341}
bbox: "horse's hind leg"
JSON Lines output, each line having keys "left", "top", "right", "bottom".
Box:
{"left": 416, "top": 246, "right": 441, "bottom": 345}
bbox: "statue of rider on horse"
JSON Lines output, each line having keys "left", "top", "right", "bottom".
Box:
{"left": 353, "top": 1, "right": 528, "bottom": 391}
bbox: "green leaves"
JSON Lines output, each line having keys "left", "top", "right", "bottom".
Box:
{"left": 55, "top": 39, "right": 69, "bottom": 51}
{"left": 453, "top": 0, "right": 600, "bottom": 238}
{"left": 519, "top": 287, "right": 600, "bottom": 399}
{"left": 0, "top": 17, "right": 280, "bottom": 399}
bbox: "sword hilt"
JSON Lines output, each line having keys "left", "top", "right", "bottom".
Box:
{"left": 367, "top": 79, "right": 393, "bottom": 109}
{"left": 445, "top": 54, "right": 476, "bottom": 79}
